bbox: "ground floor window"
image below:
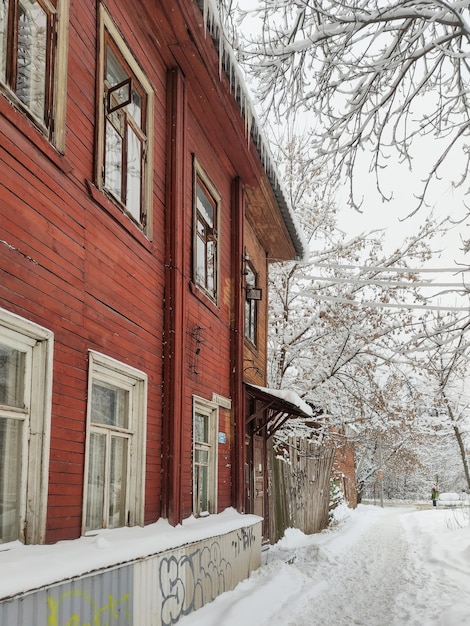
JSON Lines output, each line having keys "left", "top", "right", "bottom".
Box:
{"left": 83, "top": 351, "right": 147, "bottom": 532}
{"left": 193, "top": 396, "right": 218, "bottom": 516}
{"left": 0, "top": 307, "right": 52, "bottom": 544}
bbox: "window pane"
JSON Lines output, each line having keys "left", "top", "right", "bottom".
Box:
{"left": 196, "top": 183, "right": 214, "bottom": 227}
{"left": 129, "top": 86, "right": 142, "bottom": 128}
{"left": 196, "top": 233, "right": 206, "bottom": 287}
{"left": 109, "top": 436, "right": 127, "bottom": 529}
{"left": 245, "top": 265, "right": 255, "bottom": 287}
{"left": 195, "top": 448, "right": 208, "bottom": 464}
{"left": 195, "top": 464, "right": 208, "bottom": 514}
{"left": 0, "top": 344, "right": 25, "bottom": 408}
{"left": 16, "top": 0, "right": 47, "bottom": 121}
{"left": 91, "top": 382, "right": 129, "bottom": 429}
{"left": 245, "top": 298, "right": 256, "bottom": 343}
{"left": 0, "top": 0, "right": 8, "bottom": 83}
{"left": 103, "top": 36, "right": 148, "bottom": 229}
{"left": 244, "top": 264, "right": 257, "bottom": 343}
{"left": 106, "top": 45, "right": 127, "bottom": 87}
{"left": 0, "top": 418, "right": 22, "bottom": 543}
{"left": 85, "top": 432, "right": 106, "bottom": 531}
{"left": 126, "top": 127, "right": 142, "bottom": 221}
{"left": 105, "top": 118, "right": 123, "bottom": 201}
{"left": 194, "top": 412, "right": 208, "bottom": 443}
{"left": 207, "top": 240, "right": 215, "bottom": 295}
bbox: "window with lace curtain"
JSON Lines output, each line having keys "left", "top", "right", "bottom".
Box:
{"left": 83, "top": 351, "right": 147, "bottom": 532}
{"left": 0, "top": 307, "right": 52, "bottom": 545}
{"left": 0, "top": 0, "right": 68, "bottom": 146}
{"left": 193, "top": 397, "right": 218, "bottom": 517}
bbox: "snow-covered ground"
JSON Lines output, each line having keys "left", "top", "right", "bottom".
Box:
{"left": 179, "top": 503, "right": 470, "bottom": 626}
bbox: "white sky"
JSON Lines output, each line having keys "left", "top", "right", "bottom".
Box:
{"left": 180, "top": 501, "right": 470, "bottom": 626}
{"left": 335, "top": 144, "right": 470, "bottom": 271}
{"left": 234, "top": 3, "right": 470, "bottom": 280}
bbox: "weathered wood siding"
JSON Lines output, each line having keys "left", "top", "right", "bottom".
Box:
{"left": 269, "top": 436, "right": 336, "bottom": 542}
{"left": 1, "top": 0, "right": 299, "bottom": 556}
{"left": 0, "top": 0, "right": 168, "bottom": 540}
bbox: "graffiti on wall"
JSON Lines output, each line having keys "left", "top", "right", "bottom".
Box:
{"left": 231, "top": 525, "right": 256, "bottom": 557}
{"left": 159, "top": 541, "right": 232, "bottom": 626}
{"left": 47, "top": 590, "right": 131, "bottom": 626}
{"left": 0, "top": 527, "right": 259, "bottom": 626}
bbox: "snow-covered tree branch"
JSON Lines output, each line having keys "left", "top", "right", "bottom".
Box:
{"left": 403, "top": 312, "right": 470, "bottom": 489}
{"left": 267, "top": 137, "right": 443, "bottom": 435}
{"left": 234, "top": 0, "right": 470, "bottom": 210}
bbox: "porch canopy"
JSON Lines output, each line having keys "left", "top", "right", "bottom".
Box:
{"left": 245, "top": 383, "right": 313, "bottom": 438}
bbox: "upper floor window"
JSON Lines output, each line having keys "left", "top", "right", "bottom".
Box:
{"left": 194, "top": 162, "right": 220, "bottom": 301}
{"left": 0, "top": 0, "right": 68, "bottom": 145}
{"left": 244, "top": 262, "right": 258, "bottom": 345}
{"left": 97, "top": 7, "right": 154, "bottom": 236}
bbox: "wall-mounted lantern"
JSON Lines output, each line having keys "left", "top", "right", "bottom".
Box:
{"left": 246, "top": 287, "right": 262, "bottom": 301}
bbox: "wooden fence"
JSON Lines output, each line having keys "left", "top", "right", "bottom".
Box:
{"left": 269, "top": 437, "right": 336, "bottom": 543}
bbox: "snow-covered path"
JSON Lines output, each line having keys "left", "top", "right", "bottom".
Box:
{"left": 179, "top": 504, "right": 470, "bottom": 626}
{"left": 289, "top": 509, "right": 412, "bottom": 625}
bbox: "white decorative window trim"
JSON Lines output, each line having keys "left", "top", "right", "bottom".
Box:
{"left": 0, "top": 306, "right": 53, "bottom": 544}
{"left": 82, "top": 350, "right": 147, "bottom": 532}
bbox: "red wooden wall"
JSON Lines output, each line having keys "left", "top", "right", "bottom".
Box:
{"left": 0, "top": 0, "right": 244, "bottom": 543}
{"left": 0, "top": 0, "right": 298, "bottom": 543}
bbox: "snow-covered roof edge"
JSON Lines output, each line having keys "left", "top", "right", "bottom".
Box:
{"left": 251, "top": 384, "right": 313, "bottom": 418}
{"left": 198, "top": 0, "right": 308, "bottom": 262}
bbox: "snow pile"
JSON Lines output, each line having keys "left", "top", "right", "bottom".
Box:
{"left": 0, "top": 508, "right": 260, "bottom": 599}
{"left": 438, "top": 492, "right": 463, "bottom": 505}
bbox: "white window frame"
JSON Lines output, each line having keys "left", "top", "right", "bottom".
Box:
{"left": 193, "top": 159, "right": 220, "bottom": 303}
{"left": 82, "top": 350, "right": 147, "bottom": 533}
{"left": 96, "top": 5, "right": 154, "bottom": 237}
{"left": 0, "top": 0, "right": 69, "bottom": 149}
{"left": 0, "top": 307, "right": 53, "bottom": 545}
{"left": 192, "top": 396, "right": 218, "bottom": 517}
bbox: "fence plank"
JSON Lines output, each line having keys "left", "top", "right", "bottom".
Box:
{"left": 269, "top": 436, "right": 336, "bottom": 540}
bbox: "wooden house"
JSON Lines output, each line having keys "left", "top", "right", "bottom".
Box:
{"left": 0, "top": 0, "right": 305, "bottom": 622}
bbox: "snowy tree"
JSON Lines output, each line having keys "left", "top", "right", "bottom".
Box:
{"left": 232, "top": 0, "right": 470, "bottom": 211}
{"left": 267, "top": 136, "right": 444, "bottom": 448}
{"left": 357, "top": 427, "right": 465, "bottom": 500}
{"left": 355, "top": 421, "right": 424, "bottom": 500}
{"left": 404, "top": 311, "right": 470, "bottom": 490}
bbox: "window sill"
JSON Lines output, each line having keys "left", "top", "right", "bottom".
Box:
{"left": 0, "top": 93, "right": 72, "bottom": 174}
{"left": 189, "top": 281, "right": 220, "bottom": 316}
{"left": 244, "top": 337, "right": 259, "bottom": 352}
{"left": 86, "top": 180, "right": 153, "bottom": 250}
{"left": 0, "top": 539, "right": 23, "bottom": 552}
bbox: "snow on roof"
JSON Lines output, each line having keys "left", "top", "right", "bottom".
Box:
{"left": 250, "top": 384, "right": 313, "bottom": 418}
{"left": 198, "top": 0, "right": 308, "bottom": 261}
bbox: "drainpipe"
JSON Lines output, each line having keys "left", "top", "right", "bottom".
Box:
{"left": 231, "top": 177, "right": 245, "bottom": 512}
{"left": 162, "top": 67, "right": 186, "bottom": 526}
